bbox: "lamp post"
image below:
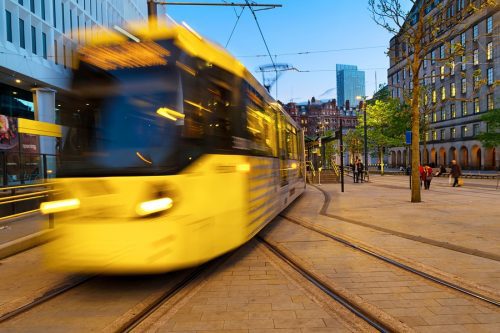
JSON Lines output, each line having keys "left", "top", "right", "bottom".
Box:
{"left": 357, "top": 96, "right": 368, "bottom": 181}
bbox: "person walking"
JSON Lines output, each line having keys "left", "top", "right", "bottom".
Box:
{"left": 353, "top": 159, "right": 360, "bottom": 183}
{"left": 423, "top": 165, "right": 433, "bottom": 189}
{"left": 358, "top": 160, "right": 365, "bottom": 183}
{"left": 450, "top": 160, "right": 462, "bottom": 187}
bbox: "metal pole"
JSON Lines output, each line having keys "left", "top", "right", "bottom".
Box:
{"left": 148, "top": 0, "right": 159, "bottom": 27}
{"left": 339, "top": 118, "right": 344, "bottom": 193}
{"left": 363, "top": 102, "right": 368, "bottom": 182}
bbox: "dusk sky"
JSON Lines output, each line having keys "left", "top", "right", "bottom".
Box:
{"left": 164, "top": 1, "right": 400, "bottom": 103}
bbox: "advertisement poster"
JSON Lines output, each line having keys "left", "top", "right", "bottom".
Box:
{"left": 0, "top": 114, "right": 19, "bottom": 151}
{"left": 21, "top": 134, "right": 39, "bottom": 154}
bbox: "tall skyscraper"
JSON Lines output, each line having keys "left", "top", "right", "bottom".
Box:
{"left": 336, "top": 64, "right": 366, "bottom": 108}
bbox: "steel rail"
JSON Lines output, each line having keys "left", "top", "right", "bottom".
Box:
{"left": 0, "top": 276, "right": 94, "bottom": 324}
{"left": 281, "top": 214, "right": 500, "bottom": 308}
{"left": 0, "top": 209, "right": 40, "bottom": 223}
{"left": 257, "top": 237, "right": 390, "bottom": 333}
{"left": 0, "top": 183, "right": 51, "bottom": 192}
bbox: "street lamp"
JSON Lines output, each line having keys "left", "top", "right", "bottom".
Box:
{"left": 356, "top": 96, "right": 368, "bottom": 180}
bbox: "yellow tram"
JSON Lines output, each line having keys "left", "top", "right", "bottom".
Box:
{"left": 41, "top": 20, "right": 305, "bottom": 273}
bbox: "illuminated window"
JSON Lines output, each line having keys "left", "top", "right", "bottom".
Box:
{"left": 461, "top": 78, "right": 467, "bottom": 94}
{"left": 462, "top": 101, "right": 468, "bottom": 116}
{"left": 487, "top": 94, "right": 494, "bottom": 110}
{"left": 451, "top": 104, "right": 456, "bottom": 118}
{"left": 450, "top": 82, "right": 456, "bottom": 97}
{"left": 440, "top": 66, "right": 445, "bottom": 80}
{"left": 461, "top": 126, "right": 468, "bottom": 137}
{"left": 432, "top": 90, "right": 437, "bottom": 103}
{"left": 432, "top": 130, "right": 437, "bottom": 140}
{"left": 441, "top": 108, "right": 447, "bottom": 121}
{"left": 450, "top": 127, "right": 456, "bottom": 139}
{"left": 441, "top": 86, "right": 446, "bottom": 101}
{"left": 432, "top": 111, "right": 437, "bottom": 122}
{"left": 425, "top": 132, "right": 429, "bottom": 141}
{"left": 450, "top": 61, "right": 455, "bottom": 75}
{"left": 487, "top": 42, "right": 493, "bottom": 61}
{"left": 431, "top": 70, "right": 436, "bottom": 84}
{"left": 473, "top": 49, "right": 479, "bottom": 65}
{"left": 474, "top": 97, "right": 480, "bottom": 113}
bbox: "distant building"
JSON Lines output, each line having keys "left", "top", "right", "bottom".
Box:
{"left": 285, "top": 98, "right": 358, "bottom": 138}
{"left": 336, "top": 64, "right": 366, "bottom": 108}
{"left": 387, "top": 2, "right": 498, "bottom": 170}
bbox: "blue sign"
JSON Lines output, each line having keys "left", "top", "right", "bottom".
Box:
{"left": 405, "top": 130, "right": 412, "bottom": 145}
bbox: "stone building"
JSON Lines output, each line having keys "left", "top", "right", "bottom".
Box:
{"left": 388, "top": 1, "right": 499, "bottom": 170}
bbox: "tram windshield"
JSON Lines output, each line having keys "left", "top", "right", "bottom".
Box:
{"left": 59, "top": 56, "right": 201, "bottom": 177}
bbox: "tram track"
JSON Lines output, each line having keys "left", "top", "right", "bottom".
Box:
{"left": 0, "top": 275, "right": 95, "bottom": 324}
{"left": 257, "top": 236, "right": 393, "bottom": 333}
{"left": 278, "top": 214, "right": 500, "bottom": 308}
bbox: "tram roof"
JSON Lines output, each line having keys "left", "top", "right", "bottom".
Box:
{"left": 81, "top": 19, "right": 274, "bottom": 105}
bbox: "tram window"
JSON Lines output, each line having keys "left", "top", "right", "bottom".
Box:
{"left": 246, "top": 89, "right": 275, "bottom": 157}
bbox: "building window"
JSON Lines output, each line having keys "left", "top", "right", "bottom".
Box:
{"left": 431, "top": 70, "right": 436, "bottom": 84}
{"left": 474, "top": 75, "right": 481, "bottom": 90}
{"left": 53, "top": 0, "right": 56, "bottom": 27}
{"left": 30, "top": 0, "right": 35, "bottom": 13}
{"left": 462, "top": 101, "right": 468, "bottom": 116}
{"left": 431, "top": 50, "right": 436, "bottom": 65}
{"left": 19, "top": 1, "right": 24, "bottom": 6}
{"left": 450, "top": 82, "right": 456, "bottom": 97}
{"left": 441, "top": 86, "right": 446, "bottom": 101}
{"left": 54, "top": 40, "right": 58, "bottom": 64}
{"left": 473, "top": 124, "right": 480, "bottom": 136}
{"left": 31, "top": 26, "right": 37, "bottom": 54}
{"left": 461, "top": 126, "right": 468, "bottom": 138}
{"left": 461, "top": 55, "right": 466, "bottom": 70}
{"left": 474, "top": 97, "right": 480, "bottom": 113}
{"left": 6, "top": 10, "right": 13, "bottom": 43}
{"left": 460, "top": 32, "right": 466, "bottom": 49}
{"left": 486, "top": 16, "right": 493, "bottom": 34}
{"left": 441, "top": 108, "right": 447, "bottom": 121}
{"left": 451, "top": 104, "right": 456, "bottom": 118}
{"left": 473, "top": 24, "right": 478, "bottom": 41}
{"left": 425, "top": 131, "right": 429, "bottom": 142}
{"left": 42, "top": 32, "right": 47, "bottom": 59}
{"left": 461, "top": 78, "right": 467, "bottom": 94}
{"left": 19, "top": 19, "right": 25, "bottom": 49}
{"left": 62, "top": 3, "right": 65, "bottom": 33}
{"left": 432, "top": 90, "right": 437, "bottom": 103}
{"left": 432, "top": 111, "right": 437, "bottom": 122}
{"left": 440, "top": 129, "right": 446, "bottom": 140}
{"left": 487, "top": 42, "right": 493, "bottom": 61}
{"left": 432, "top": 130, "right": 437, "bottom": 140}
{"left": 487, "top": 94, "right": 494, "bottom": 110}
{"left": 450, "top": 127, "right": 456, "bottom": 139}
{"left": 473, "top": 49, "right": 479, "bottom": 65}
{"left": 440, "top": 45, "right": 445, "bottom": 59}
{"left": 41, "top": 0, "right": 46, "bottom": 20}
{"left": 440, "top": 66, "right": 445, "bottom": 80}
{"left": 450, "top": 61, "right": 455, "bottom": 75}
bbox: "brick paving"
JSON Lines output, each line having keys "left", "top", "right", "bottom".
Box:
{"left": 261, "top": 218, "right": 500, "bottom": 332}
{"left": 286, "top": 176, "right": 500, "bottom": 297}
{"left": 136, "top": 241, "right": 372, "bottom": 332}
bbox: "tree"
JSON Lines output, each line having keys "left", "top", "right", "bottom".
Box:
{"left": 358, "top": 89, "right": 411, "bottom": 174}
{"left": 369, "top": 0, "right": 496, "bottom": 202}
{"left": 344, "top": 129, "right": 363, "bottom": 164}
{"left": 477, "top": 108, "right": 500, "bottom": 148}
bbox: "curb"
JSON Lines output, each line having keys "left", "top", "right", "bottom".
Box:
{"left": 0, "top": 229, "right": 55, "bottom": 260}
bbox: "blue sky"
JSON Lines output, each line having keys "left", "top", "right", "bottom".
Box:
{"left": 164, "top": 1, "right": 396, "bottom": 103}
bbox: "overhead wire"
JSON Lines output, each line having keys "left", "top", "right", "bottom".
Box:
{"left": 223, "top": 0, "right": 246, "bottom": 47}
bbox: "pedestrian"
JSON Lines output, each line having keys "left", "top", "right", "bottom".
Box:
{"left": 419, "top": 165, "right": 425, "bottom": 188}
{"left": 450, "top": 160, "right": 462, "bottom": 187}
{"left": 358, "top": 160, "right": 364, "bottom": 183}
{"left": 424, "top": 165, "right": 433, "bottom": 189}
{"left": 353, "top": 158, "right": 360, "bottom": 183}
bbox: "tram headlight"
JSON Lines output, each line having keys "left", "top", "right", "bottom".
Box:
{"left": 135, "top": 197, "right": 173, "bottom": 217}
{"left": 40, "top": 199, "right": 81, "bottom": 214}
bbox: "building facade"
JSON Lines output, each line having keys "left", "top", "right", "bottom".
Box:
{"left": 388, "top": 1, "right": 498, "bottom": 170}
{"left": 336, "top": 64, "right": 366, "bottom": 108}
{"left": 0, "top": 0, "right": 148, "bottom": 186}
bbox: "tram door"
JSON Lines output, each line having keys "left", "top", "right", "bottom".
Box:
{"left": 277, "top": 113, "right": 288, "bottom": 187}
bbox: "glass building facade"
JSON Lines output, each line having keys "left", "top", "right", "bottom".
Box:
{"left": 336, "top": 64, "right": 366, "bottom": 108}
